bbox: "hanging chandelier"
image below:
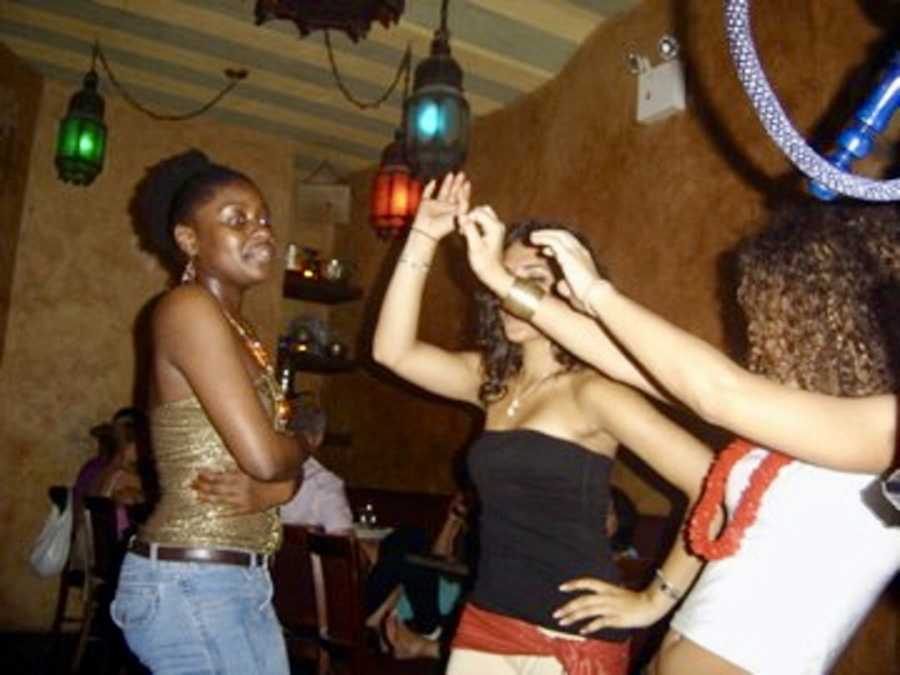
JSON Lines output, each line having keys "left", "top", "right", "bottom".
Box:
{"left": 404, "top": 0, "right": 469, "bottom": 180}
{"left": 254, "top": 0, "right": 405, "bottom": 42}
{"left": 55, "top": 46, "right": 107, "bottom": 186}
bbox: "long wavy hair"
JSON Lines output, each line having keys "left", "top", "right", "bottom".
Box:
{"left": 736, "top": 201, "right": 900, "bottom": 397}
{"left": 475, "top": 220, "right": 606, "bottom": 404}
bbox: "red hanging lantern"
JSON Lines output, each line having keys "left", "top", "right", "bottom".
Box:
{"left": 370, "top": 130, "right": 422, "bottom": 239}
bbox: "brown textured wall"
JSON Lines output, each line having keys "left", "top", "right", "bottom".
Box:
{"left": 322, "top": 0, "right": 898, "bottom": 670}
{"left": 0, "top": 77, "right": 301, "bottom": 629}
{"left": 0, "top": 45, "right": 42, "bottom": 367}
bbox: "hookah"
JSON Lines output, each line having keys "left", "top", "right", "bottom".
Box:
{"left": 723, "top": 0, "right": 900, "bottom": 202}
{"left": 809, "top": 52, "right": 900, "bottom": 201}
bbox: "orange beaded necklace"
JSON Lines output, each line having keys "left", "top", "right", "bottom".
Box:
{"left": 687, "top": 439, "right": 793, "bottom": 560}
{"left": 221, "top": 309, "right": 292, "bottom": 432}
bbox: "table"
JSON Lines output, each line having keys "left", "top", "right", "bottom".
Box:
{"left": 404, "top": 553, "right": 470, "bottom": 579}
{"left": 351, "top": 524, "right": 394, "bottom": 541}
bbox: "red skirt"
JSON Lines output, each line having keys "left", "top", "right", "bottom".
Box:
{"left": 451, "top": 604, "right": 630, "bottom": 675}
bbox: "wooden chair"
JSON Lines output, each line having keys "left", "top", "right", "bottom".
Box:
{"left": 68, "top": 496, "right": 126, "bottom": 675}
{"left": 271, "top": 525, "right": 321, "bottom": 669}
{"left": 307, "top": 530, "right": 437, "bottom": 675}
{"left": 48, "top": 486, "right": 85, "bottom": 673}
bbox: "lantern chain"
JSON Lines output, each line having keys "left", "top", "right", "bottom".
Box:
{"left": 324, "top": 31, "right": 411, "bottom": 110}
{"left": 93, "top": 43, "right": 247, "bottom": 122}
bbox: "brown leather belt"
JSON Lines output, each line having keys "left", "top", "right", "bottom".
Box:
{"left": 128, "top": 539, "right": 269, "bottom": 568}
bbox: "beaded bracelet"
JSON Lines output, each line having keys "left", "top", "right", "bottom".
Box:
{"left": 654, "top": 569, "right": 683, "bottom": 602}
{"left": 398, "top": 256, "right": 431, "bottom": 272}
{"left": 410, "top": 228, "right": 438, "bottom": 243}
{"left": 502, "top": 278, "right": 546, "bottom": 321}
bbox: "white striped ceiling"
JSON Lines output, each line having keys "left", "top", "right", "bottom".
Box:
{"left": 2, "top": 0, "right": 639, "bottom": 175}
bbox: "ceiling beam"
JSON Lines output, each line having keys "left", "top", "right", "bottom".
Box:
{"left": 4, "top": 36, "right": 374, "bottom": 171}
{"left": 466, "top": 0, "right": 606, "bottom": 44}
{"left": 91, "top": 0, "right": 505, "bottom": 115}
{"left": 4, "top": 1, "right": 405, "bottom": 129}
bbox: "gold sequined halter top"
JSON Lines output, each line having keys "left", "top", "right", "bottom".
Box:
{"left": 138, "top": 375, "right": 282, "bottom": 554}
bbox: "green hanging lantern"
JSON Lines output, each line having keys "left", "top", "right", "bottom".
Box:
{"left": 55, "top": 67, "right": 107, "bottom": 186}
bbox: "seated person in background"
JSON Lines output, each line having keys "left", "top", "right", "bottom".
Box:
{"left": 70, "top": 422, "right": 119, "bottom": 569}
{"left": 278, "top": 405, "right": 353, "bottom": 533}
{"left": 367, "top": 492, "right": 473, "bottom": 661}
{"left": 88, "top": 407, "right": 147, "bottom": 539}
{"left": 74, "top": 422, "right": 118, "bottom": 507}
{"left": 607, "top": 486, "right": 639, "bottom": 561}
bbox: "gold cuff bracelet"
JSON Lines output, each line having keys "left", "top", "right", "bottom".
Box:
{"left": 502, "top": 278, "right": 546, "bottom": 321}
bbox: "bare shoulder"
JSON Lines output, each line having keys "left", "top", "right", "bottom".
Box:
{"left": 154, "top": 285, "right": 223, "bottom": 331}
{"left": 571, "top": 369, "right": 658, "bottom": 424}
{"left": 572, "top": 368, "right": 643, "bottom": 402}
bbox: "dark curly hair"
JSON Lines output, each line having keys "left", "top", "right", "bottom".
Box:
{"left": 476, "top": 220, "right": 605, "bottom": 404}
{"left": 132, "top": 149, "right": 250, "bottom": 276}
{"left": 736, "top": 201, "right": 900, "bottom": 397}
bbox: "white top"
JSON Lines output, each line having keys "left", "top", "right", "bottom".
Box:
{"left": 279, "top": 457, "right": 353, "bottom": 533}
{"left": 671, "top": 447, "right": 900, "bottom": 675}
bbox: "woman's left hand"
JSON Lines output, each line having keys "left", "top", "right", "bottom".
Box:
{"left": 192, "top": 469, "right": 271, "bottom": 515}
{"left": 530, "top": 229, "right": 606, "bottom": 313}
{"left": 553, "top": 577, "right": 669, "bottom": 634}
{"left": 457, "top": 205, "right": 512, "bottom": 294}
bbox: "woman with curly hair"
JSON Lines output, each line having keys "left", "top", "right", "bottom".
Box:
{"left": 110, "top": 150, "right": 307, "bottom": 675}
{"left": 456, "top": 201, "right": 900, "bottom": 674}
{"left": 373, "top": 174, "right": 713, "bottom": 675}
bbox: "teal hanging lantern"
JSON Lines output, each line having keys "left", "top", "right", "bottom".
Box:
{"left": 55, "top": 52, "right": 107, "bottom": 186}
{"left": 404, "top": 0, "right": 469, "bottom": 180}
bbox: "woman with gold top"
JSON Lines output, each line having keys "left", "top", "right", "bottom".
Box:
{"left": 111, "top": 150, "right": 307, "bottom": 675}
{"left": 373, "top": 173, "right": 713, "bottom": 675}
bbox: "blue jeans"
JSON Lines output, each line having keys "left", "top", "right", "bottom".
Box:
{"left": 111, "top": 552, "right": 289, "bottom": 675}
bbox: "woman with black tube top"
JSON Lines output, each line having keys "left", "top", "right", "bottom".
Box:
{"left": 373, "top": 173, "right": 713, "bottom": 675}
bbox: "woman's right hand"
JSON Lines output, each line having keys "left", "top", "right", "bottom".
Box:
{"left": 410, "top": 172, "right": 470, "bottom": 241}
{"left": 530, "top": 229, "right": 607, "bottom": 313}
{"left": 192, "top": 469, "right": 295, "bottom": 515}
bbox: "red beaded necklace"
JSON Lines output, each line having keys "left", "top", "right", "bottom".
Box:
{"left": 221, "top": 309, "right": 292, "bottom": 432}
{"left": 687, "top": 439, "right": 793, "bottom": 560}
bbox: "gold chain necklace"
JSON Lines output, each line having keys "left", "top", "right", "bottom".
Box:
{"left": 221, "top": 309, "right": 292, "bottom": 432}
{"left": 505, "top": 370, "right": 562, "bottom": 418}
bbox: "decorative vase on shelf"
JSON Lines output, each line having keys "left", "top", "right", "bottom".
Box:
{"left": 327, "top": 341, "right": 347, "bottom": 360}
{"left": 322, "top": 258, "right": 354, "bottom": 284}
{"left": 298, "top": 247, "right": 321, "bottom": 280}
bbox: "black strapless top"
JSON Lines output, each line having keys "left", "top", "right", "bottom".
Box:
{"left": 467, "top": 428, "right": 628, "bottom": 641}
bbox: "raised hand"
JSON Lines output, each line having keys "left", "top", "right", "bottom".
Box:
{"left": 530, "top": 229, "right": 607, "bottom": 312}
{"left": 553, "top": 576, "right": 670, "bottom": 634}
{"left": 457, "top": 205, "right": 510, "bottom": 294}
{"left": 410, "top": 172, "right": 471, "bottom": 242}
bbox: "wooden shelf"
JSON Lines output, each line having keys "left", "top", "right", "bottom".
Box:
{"left": 290, "top": 351, "right": 356, "bottom": 374}
{"left": 283, "top": 271, "right": 362, "bottom": 303}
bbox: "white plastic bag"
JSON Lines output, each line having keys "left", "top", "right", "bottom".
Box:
{"left": 29, "top": 488, "right": 74, "bottom": 577}
{"left": 883, "top": 469, "right": 900, "bottom": 512}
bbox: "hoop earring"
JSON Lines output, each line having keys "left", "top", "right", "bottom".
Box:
{"left": 181, "top": 258, "right": 196, "bottom": 284}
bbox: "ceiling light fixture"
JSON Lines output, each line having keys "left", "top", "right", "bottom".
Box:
{"left": 54, "top": 42, "right": 246, "bottom": 186}
{"left": 55, "top": 44, "right": 106, "bottom": 186}
{"left": 404, "top": 0, "right": 470, "bottom": 180}
{"left": 370, "top": 48, "right": 422, "bottom": 238}
{"left": 254, "top": 0, "right": 405, "bottom": 43}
